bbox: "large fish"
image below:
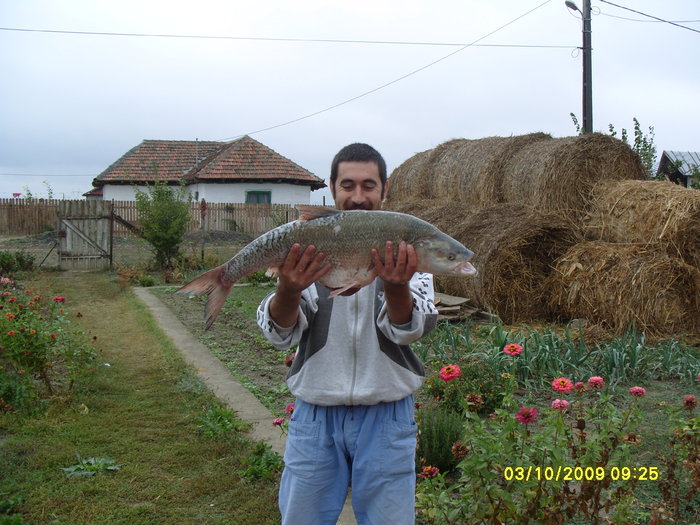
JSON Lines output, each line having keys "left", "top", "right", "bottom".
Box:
{"left": 177, "top": 205, "right": 476, "bottom": 329}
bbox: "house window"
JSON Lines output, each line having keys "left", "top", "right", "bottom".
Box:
{"left": 245, "top": 191, "right": 271, "bottom": 204}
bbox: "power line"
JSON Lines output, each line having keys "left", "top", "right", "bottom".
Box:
{"left": 598, "top": 0, "right": 700, "bottom": 34}
{"left": 0, "top": 25, "right": 573, "bottom": 49}
{"left": 600, "top": 12, "right": 700, "bottom": 23}
{"left": 218, "top": 0, "right": 555, "bottom": 141}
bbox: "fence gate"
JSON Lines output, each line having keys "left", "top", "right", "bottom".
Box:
{"left": 57, "top": 201, "right": 112, "bottom": 270}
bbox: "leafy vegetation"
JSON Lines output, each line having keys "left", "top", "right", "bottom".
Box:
{"left": 134, "top": 179, "right": 192, "bottom": 268}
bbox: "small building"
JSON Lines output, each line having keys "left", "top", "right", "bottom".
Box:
{"left": 656, "top": 151, "right": 700, "bottom": 188}
{"left": 87, "top": 136, "right": 325, "bottom": 204}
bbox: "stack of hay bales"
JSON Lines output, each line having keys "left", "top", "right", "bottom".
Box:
{"left": 546, "top": 180, "right": 700, "bottom": 333}
{"left": 384, "top": 133, "right": 700, "bottom": 334}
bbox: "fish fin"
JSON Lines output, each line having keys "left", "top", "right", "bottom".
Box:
{"left": 296, "top": 205, "right": 341, "bottom": 222}
{"left": 327, "top": 282, "right": 362, "bottom": 298}
{"left": 176, "top": 266, "right": 234, "bottom": 330}
{"left": 265, "top": 267, "right": 279, "bottom": 278}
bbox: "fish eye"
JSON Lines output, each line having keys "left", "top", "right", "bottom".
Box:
{"left": 448, "top": 253, "right": 456, "bottom": 261}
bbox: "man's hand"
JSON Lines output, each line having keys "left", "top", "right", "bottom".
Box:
{"left": 270, "top": 244, "right": 331, "bottom": 328}
{"left": 371, "top": 240, "right": 418, "bottom": 285}
{"left": 277, "top": 244, "right": 331, "bottom": 295}
{"left": 371, "top": 241, "right": 417, "bottom": 325}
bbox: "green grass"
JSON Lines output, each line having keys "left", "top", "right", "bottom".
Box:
{"left": 0, "top": 271, "right": 280, "bottom": 525}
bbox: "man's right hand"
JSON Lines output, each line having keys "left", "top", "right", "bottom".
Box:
{"left": 269, "top": 244, "right": 331, "bottom": 328}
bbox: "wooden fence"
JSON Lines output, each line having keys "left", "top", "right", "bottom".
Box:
{"left": 0, "top": 199, "right": 304, "bottom": 237}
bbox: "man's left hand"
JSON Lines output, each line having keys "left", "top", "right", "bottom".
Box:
{"left": 371, "top": 240, "right": 417, "bottom": 286}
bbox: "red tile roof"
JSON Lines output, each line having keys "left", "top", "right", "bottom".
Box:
{"left": 92, "top": 136, "right": 325, "bottom": 190}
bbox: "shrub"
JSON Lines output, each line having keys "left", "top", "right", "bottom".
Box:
{"left": 134, "top": 180, "right": 191, "bottom": 269}
{"left": 416, "top": 405, "right": 464, "bottom": 474}
{"left": 0, "top": 251, "right": 35, "bottom": 275}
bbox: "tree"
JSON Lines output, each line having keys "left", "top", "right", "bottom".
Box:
{"left": 134, "top": 178, "right": 191, "bottom": 268}
{"left": 570, "top": 114, "right": 658, "bottom": 178}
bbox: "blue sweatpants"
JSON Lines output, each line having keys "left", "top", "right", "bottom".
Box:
{"left": 279, "top": 396, "right": 417, "bottom": 525}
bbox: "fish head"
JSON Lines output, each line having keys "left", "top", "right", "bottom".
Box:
{"left": 414, "top": 233, "right": 477, "bottom": 276}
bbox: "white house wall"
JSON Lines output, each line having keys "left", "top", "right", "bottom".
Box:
{"left": 189, "top": 182, "right": 311, "bottom": 204}
{"left": 101, "top": 182, "right": 312, "bottom": 204}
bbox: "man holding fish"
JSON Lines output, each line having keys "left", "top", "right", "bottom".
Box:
{"left": 255, "top": 143, "right": 474, "bottom": 525}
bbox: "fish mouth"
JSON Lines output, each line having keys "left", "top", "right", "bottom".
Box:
{"left": 455, "top": 261, "right": 477, "bottom": 276}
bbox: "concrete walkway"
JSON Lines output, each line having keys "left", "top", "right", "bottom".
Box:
{"left": 134, "top": 287, "right": 355, "bottom": 525}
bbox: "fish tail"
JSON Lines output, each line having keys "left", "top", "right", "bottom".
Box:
{"left": 176, "top": 265, "right": 234, "bottom": 330}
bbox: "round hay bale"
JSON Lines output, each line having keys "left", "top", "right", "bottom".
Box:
{"left": 583, "top": 180, "right": 700, "bottom": 268}
{"left": 385, "top": 133, "right": 552, "bottom": 206}
{"left": 383, "top": 200, "right": 578, "bottom": 323}
{"left": 545, "top": 241, "right": 700, "bottom": 335}
{"left": 503, "top": 133, "right": 647, "bottom": 218}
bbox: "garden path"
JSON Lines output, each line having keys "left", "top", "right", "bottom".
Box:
{"left": 134, "top": 287, "right": 356, "bottom": 525}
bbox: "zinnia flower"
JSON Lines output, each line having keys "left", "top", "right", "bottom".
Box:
{"left": 284, "top": 353, "right": 295, "bottom": 367}
{"left": 5, "top": 313, "right": 15, "bottom": 320}
{"left": 465, "top": 393, "right": 484, "bottom": 412}
{"left": 439, "top": 364, "right": 462, "bottom": 382}
{"left": 451, "top": 442, "right": 469, "bottom": 459}
{"left": 574, "top": 381, "right": 586, "bottom": 393}
{"left": 684, "top": 395, "right": 697, "bottom": 410}
{"left": 622, "top": 432, "right": 642, "bottom": 445}
{"left": 551, "top": 399, "right": 570, "bottom": 411}
{"left": 588, "top": 376, "right": 605, "bottom": 389}
{"left": 418, "top": 465, "right": 440, "bottom": 480}
{"left": 285, "top": 402, "right": 295, "bottom": 415}
{"left": 7, "top": 331, "right": 16, "bottom": 336}
{"left": 52, "top": 296, "right": 66, "bottom": 303}
{"left": 552, "top": 377, "right": 573, "bottom": 393}
{"left": 515, "top": 406, "right": 539, "bottom": 425}
{"left": 272, "top": 417, "right": 285, "bottom": 426}
{"left": 629, "top": 386, "right": 646, "bottom": 397}
{"left": 503, "top": 343, "right": 523, "bottom": 356}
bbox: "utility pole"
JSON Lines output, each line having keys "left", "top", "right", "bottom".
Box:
{"left": 566, "top": 0, "right": 593, "bottom": 133}
{"left": 582, "top": 0, "right": 593, "bottom": 133}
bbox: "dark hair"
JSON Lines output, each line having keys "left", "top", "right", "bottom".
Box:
{"left": 330, "top": 143, "right": 387, "bottom": 188}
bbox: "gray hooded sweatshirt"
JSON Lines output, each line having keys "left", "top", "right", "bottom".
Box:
{"left": 256, "top": 273, "right": 438, "bottom": 406}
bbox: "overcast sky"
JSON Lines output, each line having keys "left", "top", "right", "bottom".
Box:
{"left": 1, "top": 0, "right": 698, "bottom": 203}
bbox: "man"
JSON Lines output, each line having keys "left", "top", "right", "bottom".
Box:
{"left": 256, "top": 143, "right": 438, "bottom": 525}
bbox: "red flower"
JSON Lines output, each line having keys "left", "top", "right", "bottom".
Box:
{"left": 439, "top": 364, "right": 462, "bottom": 382}
{"left": 418, "top": 465, "right": 440, "bottom": 480}
{"left": 7, "top": 330, "right": 16, "bottom": 336}
{"left": 552, "top": 377, "right": 573, "bottom": 393}
{"left": 5, "top": 313, "right": 15, "bottom": 320}
{"left": 272, "top": 417, "right": 285, "bottom": 426}
{"left": 284, "top": 352, "right": 295, "bottom": 367}
{"left": 515, "top": 406, "right": 539, "bottom": 425}
{"left": 628, "top": 386, "right": 646, "bottom": 397}
{"left": 52, "top": 296, "right": 66, "bottom": 303}
{"left": 50, "top": 333, "right": 58, "bottom": 340}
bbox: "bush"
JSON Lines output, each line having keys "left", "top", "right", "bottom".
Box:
{"left": 134, "top": 180, "right": 191, "bottom": 269}
{"left": 0, "top": 281, "right": 96, "bottom": 412}
{"left": 416, "top": 405, "right": 464, "bottom": 474}
{"left": 0, "top": 251, "right": 35, "bottom": 275}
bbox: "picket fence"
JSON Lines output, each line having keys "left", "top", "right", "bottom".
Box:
{"left": 0, "top": 199, "right": 304, "bottom": 237}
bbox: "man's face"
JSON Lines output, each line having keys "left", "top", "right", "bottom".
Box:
{"left": 332, "top": 161, "right": 387, "bottom": 211}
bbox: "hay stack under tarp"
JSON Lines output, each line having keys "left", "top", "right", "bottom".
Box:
{"left": 584, "top": 180, "right": 700, "bottom": 268}
{"left": 546, "top": 241, "right": 700, "bottom": 335}
{"left": 384, "top": 200, "right": 579, "bottom": 323}
{"left": 386, "top": 133, "right": 647, "bottom": 219}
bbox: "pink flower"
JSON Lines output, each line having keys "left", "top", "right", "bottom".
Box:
{"left": 574, "top": 381, "right": 586, "bottom": 393}
{"left": 552, "top": 377, "right": 573, "bottom": 393}
{"left": 272, "top": 417, "right": 285, "bottom": 426}
{"left": 439, "top": 364, "right": 462, "bottom": 382}
{"left": 515, "top": 406, "right": 539, "bottom": 425}
{"left": 629, "top": 386, "right": 646, "bottom": 397}
{"left": 588, "top": 376, "right": 605, "bottom": 389}
{"left": 551, "top": 399, "right": 570, "bottom": 411}
{"left": 503, "top": 343, "right": 523, "bottom": 356}
{"left": 284, "top": 353, "right": 296, "bottom": 367}
{"left": 285, "top": 403, "right": 295, "bottom": 415}
{"left": 52, "top": 296, "right": 66, "bottom": 303}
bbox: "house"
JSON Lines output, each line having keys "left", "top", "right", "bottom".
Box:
{"left": 656, "top": 151, "right": 700, "bottom": 188}
{"left": 86, "top": 136, "right": 326, "bottom": 204}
